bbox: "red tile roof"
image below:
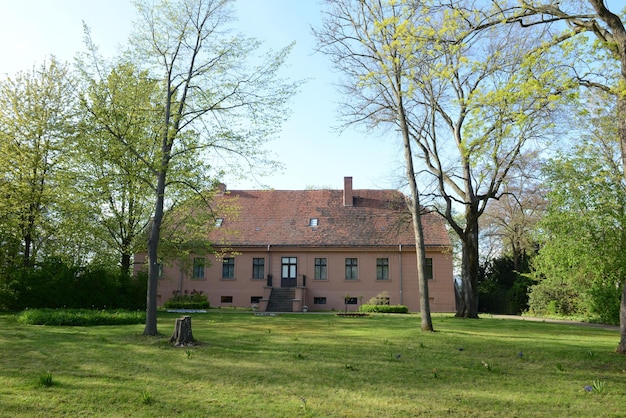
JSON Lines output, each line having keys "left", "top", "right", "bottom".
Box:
{"left": 209, "top": 188, "right": 451, "bottom": 248}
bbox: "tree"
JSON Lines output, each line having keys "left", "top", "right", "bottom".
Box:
{"left": 477, "top": 152, "right": 545, "bottom": 316}
{"left": 317, "top": 0, "right": 573, "bottom": 319}
{"left": 480, "top": 151, "right": 546, "bottom": 271}
{"left": 123, "top": 0, "right": 297, "bottom": 335}
{"left": 315, "top": 0, "right": 436, "bottom": 330}
{"left": 529, "top": 99, "right": 625, "bottom": 325}
{"left": 482, "top": 0, "right": 626, "bottom": 354}
{"left": 0, "top": 58, "right": 78, "bottom": 269}
{"left": 76, "top": 62, "right": 161, "bottom": 276}
{"left": 478, "top": 254, "right": 532, "bottom": 315}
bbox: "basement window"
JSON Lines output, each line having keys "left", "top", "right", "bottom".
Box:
{"left": 251, "top": 296, "right": 262, "bottom": 304}
{"left": 221, "top": 296, "right": 233, "bottom": 304}
{"left": 314, "top": 297, "right": 326, "bottom": 305}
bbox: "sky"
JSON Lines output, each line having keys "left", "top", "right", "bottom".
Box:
{"left": 0, "top": 0, "right": 403, "bottom": 191}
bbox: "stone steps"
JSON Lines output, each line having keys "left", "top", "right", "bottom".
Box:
{"left": 266, "top": 288, "right": 295, "bottom": 312}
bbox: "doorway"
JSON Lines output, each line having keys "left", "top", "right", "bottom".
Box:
{"left": 281, "top": 257, "right": 297, "bottom": 287}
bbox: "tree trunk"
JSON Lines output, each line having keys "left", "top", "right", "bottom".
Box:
{"left": 143, "top": 170, "right": 167, "bottom": 336}
{"left": 587, "top": 0, "right": 626, "bottom": 356}
{"left": 121, "top": 252, "right": 131, "bottom": 277}
{"left": 617, "top": 94, "right": 626, "bottom": 354}
{"left": 398, "top": 97, "right": 433, "bottom": 332}
{"left": 414, "top": 216, "right": 434, "bottom": 332}
{"left": 170, "top": 315, "right": 195, "bottom": 346}
{"left": 23, "top": 231, "right": 32, "bottom": 268}
{"left": 456, "top": 216, "right": 480, "bottom": 318}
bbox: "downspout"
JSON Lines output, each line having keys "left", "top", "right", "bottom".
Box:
{"left": 267, "top": 244, "right": 271, "bottom": 286}
{"left": 399, "top": 244, "right": 403, "bottom": 305}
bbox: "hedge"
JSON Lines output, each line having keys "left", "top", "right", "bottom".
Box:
{"left": 358, "top": 304, "right": 408, "bottom": 314}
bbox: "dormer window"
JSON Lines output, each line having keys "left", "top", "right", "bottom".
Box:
{"left": 215, "top": 218, "right": 223, "bottom": 227}
{"left": 309, "top": 218, "right": 319, "bottom": 227}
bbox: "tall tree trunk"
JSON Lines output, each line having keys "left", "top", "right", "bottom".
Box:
{"left": 618, "top": 278, "right": 626, "bottom": 354}
{"left": 456, "top": 215, "right": 480, "bottom": 318}
{"left": 617, "top": 94, "right": 626, "bottom": 354}
{"left": 588, "top": 0, "right": 626, "bottom": 355}
{"left": 144, "top": 170, "right": 166, "bottom": 336}
{"left": 413, "top": 207, "right": 433, "bottom": 331}
{"left": 399, "top": 104, "right": 433, "bottom": 331}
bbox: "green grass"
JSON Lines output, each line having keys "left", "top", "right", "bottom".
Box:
{"left": 0, "top": 312, "right": 625, "bottom": 417}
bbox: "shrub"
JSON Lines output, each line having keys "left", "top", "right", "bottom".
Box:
{"left": 163, "top": 289, "right": 210, "bottom": 310}
{"left": 0, "top": 260, "right": 147, "bottom": 311}
{"left": 365, "top": 291, "right": 391, "bottom": 306}
{"left": 359, "top": 304, "right": 408, "bottom": 314}
{"left": 527, "top": 279, "right": 584, "bottom": 317}
{"left": 478, "top": 255, "right": 532, "bottom": 315}
{"left": 16, "top": 309, "right": 146, "bottom": 326}
{"left": 587, "top": 279, "right": 621, "bottom": 325}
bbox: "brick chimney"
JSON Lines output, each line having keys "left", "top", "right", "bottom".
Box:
{"left": 343, "top": 176, "right": 353, "bottom": 207}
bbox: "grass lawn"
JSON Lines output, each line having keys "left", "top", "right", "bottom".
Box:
{"left": 1, "top": 311, "right": 625, "bottom": 417}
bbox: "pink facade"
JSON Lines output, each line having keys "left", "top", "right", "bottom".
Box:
{"left": 138, "top": 245, "right": 455, "bottom": 312}
{"left": 136, "top": 177, "right": 456, "bottom": 312}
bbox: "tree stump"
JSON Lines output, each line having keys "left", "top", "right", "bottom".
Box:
{"left": 170, "top": 316, "right": 194, "bottom": 346}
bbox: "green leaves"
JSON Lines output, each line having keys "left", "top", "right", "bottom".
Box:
{"left": 529, "top": 99, "right": 625, "bottom": 323}
{"left": 0, "top": 58, "right": 78, "bottom": 268}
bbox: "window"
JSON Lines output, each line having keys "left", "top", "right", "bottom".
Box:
{"left": 157, "top": 262, "right": 164, "bottom": 279}
{"left": 376, "top": 258, "right": 389, "bottom": 280}
{"left": 345, "top": 258, "right": 358, "bottom": 280}
{"left": 345, "top": 297, "right": 358, "bottom": 304}
{"left": 309, "top": 218, "right": 319, "bottom": 227}
{"left": 425, "top": 258, "right": 433, "bottom": 280}
{"left": 282, "top": 257, "right": 297, "bottom": 279}
{"left": 192, "top": 257, "right": 205, "bottom": 279}
{"left": 251, "top": 296, "right": 262, "bottom": 304}
{"left": 252, "top": 258, "right": 265, "bottom": 279}
{"left": 222, "top": 257, "right": 235, "bottom": 279}
{"left": 314, "top": 258, "right": 327, "bottom": 280}
{"left": 221, "top": 296, "right": 233, "bottom": 304}
{"left": 314, "top": 297, "right": 327, "bottom": 305}
{"left": 215, "top": 218, "right": 223, "bottom": 227}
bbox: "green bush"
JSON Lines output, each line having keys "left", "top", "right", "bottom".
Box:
{"left": 587, "top": 279, "right": 621, "bottom": 325}
{"left": 359, "top": 304, "right": 408, "bottom": 314}
{"left": 0, "top": 259, "right": 147, "bottom": 311}
{"left": 527, "top": 279, "right": 584, "bottom": 317}
{"left": 16, "top": 309, "right": 146, "bottom": 326}
{"left": 163, "top": 289, "right": 210, "bottom": 310}
{"left": 478, "top": 255, "right": 532, "bottom": 315}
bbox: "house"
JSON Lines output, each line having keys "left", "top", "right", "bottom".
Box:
{"left": 138, "top": 177, "right": 455, "bottom": 312}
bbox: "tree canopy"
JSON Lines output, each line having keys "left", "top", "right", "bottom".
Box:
{"left": 123, "top": 0, "right": 299, "bottom": 335}
{"left": 316, "top": 0, "right": 574, "bottom": 318}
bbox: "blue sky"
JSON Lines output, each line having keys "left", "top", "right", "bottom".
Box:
{"left": 0, "top": 0, "right": 402, "bottom": 191}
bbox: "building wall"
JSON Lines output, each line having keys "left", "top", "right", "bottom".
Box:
{"left": 140, "top": 246, "right": 455, "bottom": 312}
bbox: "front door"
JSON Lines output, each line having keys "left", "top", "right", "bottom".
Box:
{"left": 281, "top": 257, "right": 297, "bottom": 288}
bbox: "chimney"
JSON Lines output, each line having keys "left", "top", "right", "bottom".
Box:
{"left": 343, "top": 176, "right": 353, "bottom": 207}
